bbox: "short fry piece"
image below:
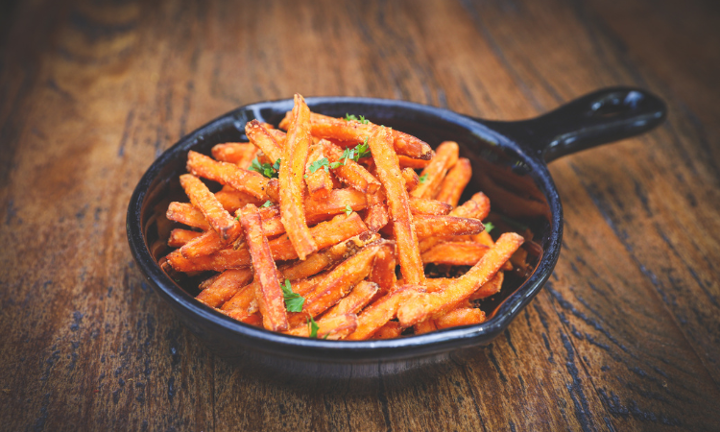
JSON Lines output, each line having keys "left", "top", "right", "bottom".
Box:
{"left": 212, "top": 143, "right": 258, "bottom": 169}
{"left": 238, "top": 204, "right": 288, "bottom": 332}
{"left": 435, "top": 308, "right": 486, "bottom": 330}
{"left": 397, "top": 232, "right": 524, "bottom": 327}
{"left": 167, "top": 202, "right": 210, "bottom": 230}
{"left": 168, "top": 229, "right": 202, "bottom": 247}
{"left": 279, "top": 94, "right": 317, "bottom": 260}
{"left": 372, "top": 321, "right": 403, "bottom": 339}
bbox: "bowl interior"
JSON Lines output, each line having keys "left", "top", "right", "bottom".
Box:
{"left": 131, "top": 97, "right": 559, "bottom": 363}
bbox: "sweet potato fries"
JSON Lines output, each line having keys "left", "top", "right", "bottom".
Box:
{"left": 162, "top": 94, "right": 527, "bottom": 340}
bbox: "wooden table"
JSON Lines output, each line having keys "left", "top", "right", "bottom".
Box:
{"left": 2, "top": 0, "right": 719, "bottom": 430}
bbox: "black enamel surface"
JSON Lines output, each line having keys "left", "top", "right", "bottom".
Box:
{"left": 126, "top": 87, "right": 665, "bottom": 380}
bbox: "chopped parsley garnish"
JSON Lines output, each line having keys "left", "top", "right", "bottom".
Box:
{"left": 281, "top": 279, "right": 304, "bottom": 312}
{"left": 249, "top": 158, "right": 281, "bottom": 179}
{"left": 484, "top": 222, "right": 494, "bottom": 233}
{"left": 308, "top": 157, "right": 330, "bottom": 174}
{"left": 344, "top": 114, "right": 369, "bottom": 124}
{"left": 339, "top": 138, "right": 371, "bottom": 164}
{"left": 261, "top": 200, "right": 273, "bottom": 208}
{"left": 307, "top": 316, "right": 320, "bottom": 338}
{"left": 344, "top": 205, "right": 353, "bottom": 216}
{"left": 419, "top": 173, "right": 429, "bottom": 183}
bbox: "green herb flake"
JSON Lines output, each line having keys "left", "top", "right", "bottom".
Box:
{"left": 358, "top": 115, "right": 369, "bottom": 125}
{"left": 484, "top": 221, "right": 494, "bottom": 233}
{"left": 344, "top": 205, "right": 353, "bottom": 216}
{"left": 419, "top": 173, "right": 429, "bottom": 184}
{"left": 261, "top": 200, "right": 273, "bottom": 208}
{"left": 249, "top": 158, "right": 280, "bottom": 179}
{"left": 344, "top": 113, "right": 358, "bottom": 122}
{"left": 281, "top": 279, "right": 305, "bottom": 312}
{"left": 308, "top": 158, "right": 330, "bottom": 174}
{"left": 307, "top": 316, "right": 320, "bottom": 338}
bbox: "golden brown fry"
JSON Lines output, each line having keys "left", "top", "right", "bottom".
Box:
{"left": 280, "top": 111, "right": 434, "bottom": 160}
{"left": 418, "top": 192, "right": 491, "bottom": 252}
{"left": 211, "top": 143, "right": 258, "bottom": 169}
{"left": 409, "top": 197, "right": 452, "bottom": 215}
{"left": 279, "top": 94, "right": 317, "bottom": 260}
{"left": 245, "top": 119, "right": 284, "bottom": 163}
{"left": 414, "top": 319, "right": 438, "bottom": 335}
{"left": 411, "top": 141, "right": 459, "bottom": 199}
{"left": 180, "top": 229, "right": 224, "bottom": 258}
{"left": 421, "top": 241, "right": 490, "bottom": 266}
{"left": 398, "top": 154, "right": 431, "bottom": 169}
{"left": 322, "top": 281, "right": 379, "bottom": 320}
{"left": 179, "top": 174, "right": 240, "bottom": 241}
{"left": 364, "top": 202, "right": 389, "bottom": 232}
{"left": 284, "top": 314, "right": 357, "bottom": 340}
{"left": 435, "top": 308, "right": 486, "bottom": 330}
{"left": 367, "top": 243, "right": 397, "bottom": 296}
{"left": 168, "top": 228, "right": 202, "bottom": 247}
{"left": 215, "top": 186, "right": 261, "bottom": 213}
{"left": 345, "top": 285, "right": 423, "bottom": 340}
{"left": 397, "top": 232, "right": 524, "bottom": 327}
{"left": 435, "top": 157, "right": 472, "bottom": 206}
{"left": 305, "top": 188, "right": 368, "bottom": 224}
{"left": 368, "top": 126, "right": 425, "bottom": 285}
{"left": 187, "top": 151, "right": 270, "bottom": 200}
{"left": 239, "top": 204, "right": 288, "bottom": 332}
{"left": 321, "top": 140, "right": 381, "bottom": 194}
{"left": 196, "top": 269, "right": 253, "bottom": 308}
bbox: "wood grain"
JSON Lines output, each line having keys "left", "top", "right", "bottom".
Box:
{"left": 1, "top": 0, "right": 719, "bottom": 430}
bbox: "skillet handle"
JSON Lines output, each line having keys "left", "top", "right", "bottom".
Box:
{"left": 478, "top": 87, "right": 667, "bottom": 163}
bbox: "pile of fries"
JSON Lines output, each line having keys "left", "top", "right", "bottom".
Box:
{"left": 161, "top": 94, "right": 525, "bottom": 340}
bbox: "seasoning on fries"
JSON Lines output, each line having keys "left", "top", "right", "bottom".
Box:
{"left": 162, "top": 93, "right": 531, "bottom": 339}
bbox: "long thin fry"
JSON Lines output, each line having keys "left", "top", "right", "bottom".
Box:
{"left": 368, "top": 126, "right": 425, "bottom": 285}
{"left": 179, "top": 174, "right": 240, "bottom": 241}
{"left": 284, "top": 314, "right": 357, "bottom": 340}
{"left": 411, "top": 141, "right": 459, "bottom": 199}
{"left": 345, "top": 285, "right": 423, "bottom": 340}
{"left": 397, "top": 232, "right": 524, "bottom": 327}
{"left": 187, "top": 151, "right": 270, "bottom": 200}
{"left": 435, "top": 158, "right": 472, "bottom": 206}
{"left": 279, "top": 94, "right": 317, "bottom": 260}
{"left": 245, "top": 119, "right": 283, "bottom": 163}
{"left": 196, "top": 269, "right": 253, "bottom": 308}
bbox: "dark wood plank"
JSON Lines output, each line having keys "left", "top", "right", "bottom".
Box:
{"left": 1, "top": 0, "right": 719, "bottom": 430}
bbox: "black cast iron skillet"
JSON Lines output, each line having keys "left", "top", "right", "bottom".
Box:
{"left": 127, "top": 87, "right": 665, "bottom": 381}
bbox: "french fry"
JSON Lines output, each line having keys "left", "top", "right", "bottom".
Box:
{"left": 473, "top": 230, "right": 495, "bottom": 247}
{"left": 322, "top": 280, "right": 379, "bottom": 320}
{"left": 245, "top": 119, "right": 284, "bottom": 163}
{"left": 368, "top": 126, "right": 425, "bottom": 285}
{"left": 397, "top": 232, "right": 524, "bottom": 327}
{"left": 198, "top": 274, "right": 220, "bottom": 291}
{"left": 418, "top": 192, "right": 490, "bottom": 252}
{"left": 402, "top": 167, "right": 419, "bottom": 192}
{"left": 435, "top": 157, "right": 472, "bottom": 206}
{"left": 367, "top": 243, "right": 397, "bottom": 296}
{"left": 398, "top": 154, "right": 431, "bottom": 169}
{"left": 409, "top": 197, "right": 452, "bottom": 215}
{"left": 411, "top": 141, "right": 459, "bottom": 199}
{"left": 321, "top": 140, "right": 381, "bottom": 194}
{"left": 180, "top": 229, "right": 224, "bottom": 258}
{"left": 421, "top": 241, "right": 490, "bottom": 266}
{"left": 284, "top": 314, "right": 357, "bottom": 340}
{"left": 266, "top": 178, "right": 280, "bottom": 203}
{"left": 372, "top": 321, "right": 403, "bottom": 339}
{"left": 168, "top": 228, "right": 202, "bottom": 247}
{"left": 364, "top": 202, "right": 389, "bottom": 232}
{"left": 215, "top": 186, "right": 261, "bottom": 213}
{"left": 305, "top": 188, "right": 368, "bottom": 224}
{"left": 304, "top": 144, "right": 333, "bottom": 200}
{"left": 435, "top": 308, "right": 486, "bottom": 330}
{"left": 187, "top": 151, "right": 270, "bottom": 200}
{"left": 238, "top": 204, "right": 288, "bottom": 332}
{"left": 211, "top": 143, "right": 258, "bottom": 169}
{"left": 414, "top": 215, "right": 484, "bottom": 239}
{"left": 166, "top": 202, "right": 209, "bottom": 230}
{"left": 179, "top": 174, "right": 240, "bottom": 241}
{"left": 196, "top": 269, "right": 253, "bottom": 308}
{"left": 345, "top": 285, "right": 423, "bottom": 340}
{"left": 279, "top": 94, "right": 317, "bottom": 260}
{"left": 280, "top": 111, "right": 434, "bottom": 160}
{"left": 469, "top": 271, "right": 504, "bottom": 300}
{"left": 414, "top": 319, "right": 438, "bottom": 335}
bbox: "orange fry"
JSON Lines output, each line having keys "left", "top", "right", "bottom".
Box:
{"left": 187, "top": 151, "right": 270, "bottom": 200}
{"left": 239, "top": 204, "right": 288, "bottom": 332}
{"left": 321, "top": 140, "right": 381, "bottom": 194}
{"left": 402, "top": 167, "right": 419, "bottom": 192}
{"left": 345, "top": 285, "right": 423, "bottom": 340}
{"left": 279, "top": 94, "right": 317, "bottom": 260}
{"left": 409, "top": 197, "right": 452, "bottom": 215}
{"left": 469, "top": 271, "right": 505, "bottom": 300}
{"left": 368, "top": 126, "right": 425, "bottom": 285}
{"left": 168, "top": 228, "right": 202, "bottom": 247}
{"left": 322, "top": 281, "right": 379, "bottom": 320}
{"left": 435, "top": 158, "right": 472, "bottom": 206}
{"left": 245, "top": 119, "right": 284, "bottom": 163}
{"left": 284, "top": 314, "right": 358, "bottom": 340}
{"left": 304, "top": 144, "right": 333, "bottom": 200}
{"left": 435, "top": 308, "right": 486, "bottom": 330}
{"left": 167, "top": 202, "right": 210, "bottom": 230}
{"left": 211, "top": 143, "right": 258, "bottom": 169}
{"left": 372, "top": 321, "right": 403, "bottom": 339}
{"left": 196, "top": 269, "right": 253, "bottom": 308}
{"left": 367, "top": 243, "right": 397, "bottom": 296}
{"left": 179, "top": 174, "right": 240, "bottom": 241}
{"left": 414, "top": 215, "right": 484, "bottom": 239}
{"left": 421, "top": 241, "right": 490, "bottom": 266}
{"left": 411, "top": 141, "right": 459, "bottom": 199}
{"left": 397, "top": 232, "right": 524, "bottom": 327}
{"left": 215, "top": 186, "right": 261, "bottom": 213}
